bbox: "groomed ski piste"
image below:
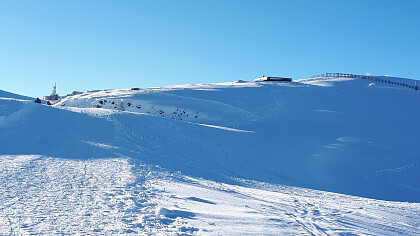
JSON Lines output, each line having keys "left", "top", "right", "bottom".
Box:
{"left": 1, "top": 74, "right": 420, "bottom": 235}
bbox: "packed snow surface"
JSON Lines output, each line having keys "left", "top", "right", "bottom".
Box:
{"left": 1, "top": 75, "right": 420, "bottom": 235}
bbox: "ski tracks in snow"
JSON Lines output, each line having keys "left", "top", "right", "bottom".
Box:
{"left": 150, "top": 176, "right": 420, "bottom": 235}
{"left": 1, "top": 155, "right": 419, "bottom": 235}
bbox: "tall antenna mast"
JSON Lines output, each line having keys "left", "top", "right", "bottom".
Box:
{"left": 52, "top": 83, "right": 57, "bottom": 96}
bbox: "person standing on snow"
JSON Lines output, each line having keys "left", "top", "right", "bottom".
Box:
{"left": 35, "top": 98, "right": 41, "bottom": 104}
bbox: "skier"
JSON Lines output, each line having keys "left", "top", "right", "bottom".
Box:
{"left": 35, "top": 98, "right": 41, "bottom": 104}
{"left": 46, "top": 101, "right": 52, "bottom": 105}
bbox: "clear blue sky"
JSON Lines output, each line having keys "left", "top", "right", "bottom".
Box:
{"left": 1, "top": 0, "right": 419, "bottom": 98}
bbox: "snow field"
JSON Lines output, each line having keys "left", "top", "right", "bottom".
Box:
{"left": 151, "top": 176, "right": 420, "bottom": 235}
{"left": 1, "top": 75, "right": 420, "bottom": 234}
{"left": 0, "top": 155, "right": 138, "bottom": 235}
{"left": 1, "top": 154, "right": 418, "bottom": 235}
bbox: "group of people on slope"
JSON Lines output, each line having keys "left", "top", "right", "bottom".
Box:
{"left": 34, "top": 98, "right": 52, "bottom": 105}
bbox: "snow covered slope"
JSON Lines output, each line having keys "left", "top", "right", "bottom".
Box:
{"left": 1, "top": 75, "right": 420, "bottom": 235}
{"left": 53, "top": 76, "right": 420, "bottom": 202}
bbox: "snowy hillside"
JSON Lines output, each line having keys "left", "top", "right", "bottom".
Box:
{"left": 1, "top": 75, "right": 420, "bottom": 235}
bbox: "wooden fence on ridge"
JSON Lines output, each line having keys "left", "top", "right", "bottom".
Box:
{"left": 311, "top": 73, "right": 418, "bottom": 91}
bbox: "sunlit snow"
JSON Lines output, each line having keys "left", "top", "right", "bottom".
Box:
{"left": 1, "top": 75, "right": 419, "bottom": 234}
